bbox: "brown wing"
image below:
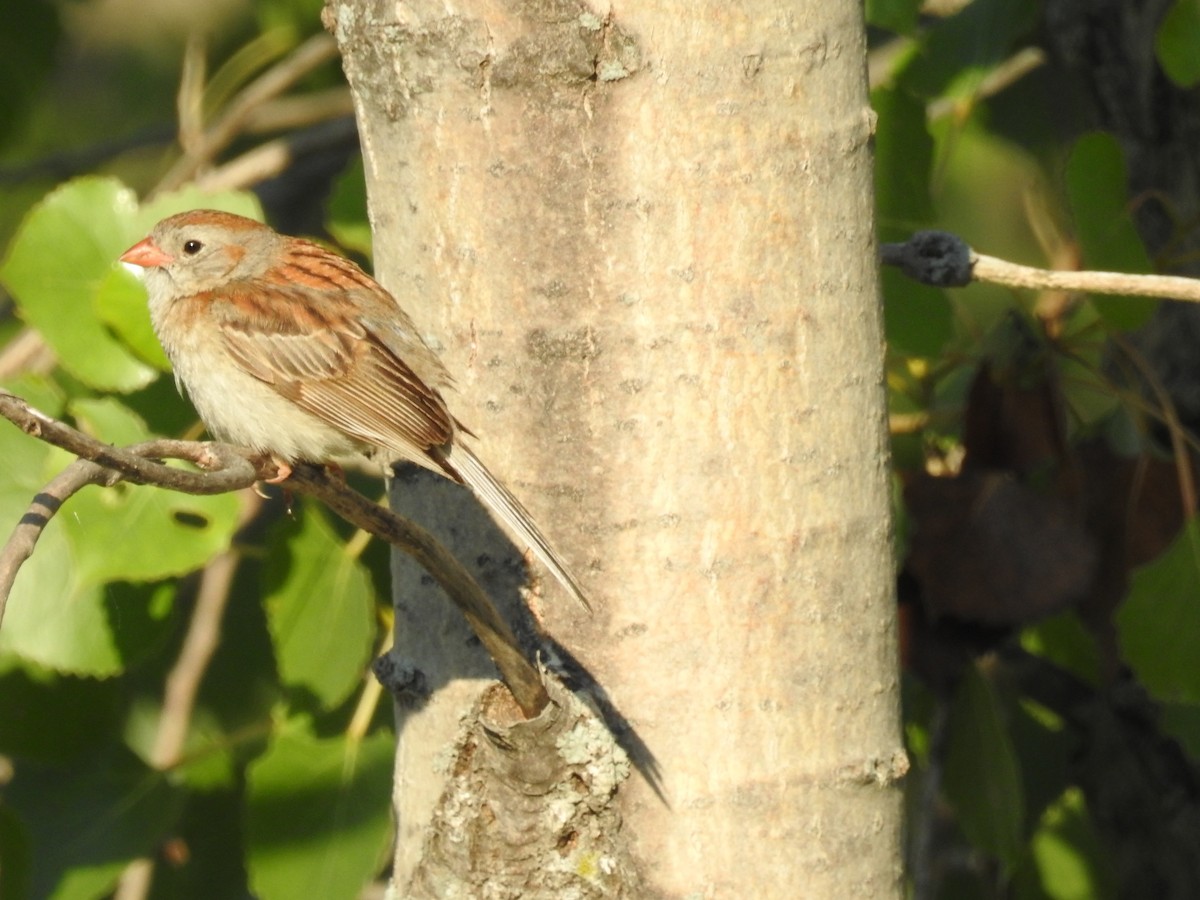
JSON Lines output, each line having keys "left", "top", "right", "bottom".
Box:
{"left": 215, "top": 278, "right": 456, "bottom": 472}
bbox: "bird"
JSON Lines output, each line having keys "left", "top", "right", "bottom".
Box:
{"left": 120, "top": 208, "right": 589, "bottom": 609}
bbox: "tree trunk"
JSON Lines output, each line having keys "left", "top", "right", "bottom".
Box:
{"left": 326, "top": 0, "right": 905, "bottom": 895}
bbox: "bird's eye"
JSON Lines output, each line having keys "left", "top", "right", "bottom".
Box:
{"left": 182, "top": 239, "right": 203, "bottom": 255}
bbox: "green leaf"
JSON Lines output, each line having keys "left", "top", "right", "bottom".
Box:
{"left": 327, "top": 156, "right": 373, "bottom": 259}
{"left": 5, "top": 749, "right": 182, "bottom": 900}
{"left": 0, "top": 0, "right": 60, "bottom": 153}
{"left": 0, "top": 393, "right": 55, "bottom": 493}
{"left": 1021, "top": 612, "right": 1102, "bottom": 687}
{"left": 0, "top": 666, "right": 120, "bottom": 761}
{"left": 1064, "top": 134, "right": 1156, "bottom": 331}
{"left": 60, "top": 481, "right": 240, "bottom": 585}
{"left": 0, "top": 802, "right": 31, "bottom": 900}
{"left": 123, "top": 695, "right": 237, "bottom": 791}
{"left": 1118, "top": 518, "right": 1200, "bottom": 703}
{"left": 873, "top": 86, "right": 953, "bottom": 357}
{"left": 873, "top": 86, "right": 935, "bottom": 234}
{"left": 1010, "top": 698, "right": 1071, "bottom": 833}
{"left": 93, "top": 267, "right": 171, "bottom": 371}
{"left": 0, "top": 177, "right": 155, "bottom": 392}
{"left": 0, "top": 393, "right": 167, "bottom": 675}
{"left": 0, "top": 478, "right": 118, "bottom": 674}
{"left": 245, "top": 725, "right": 394, "bottom": 900}
{"left": 0, "top": 555, "right": 161, "bottom": 677}
{"left": 1, "top": 373, "right": 65, "bottom": 423}
{"left": 1157, "top": 0, "right": 1200, "bottom": 88}
{"left": 943, "top": 665, "right": 1025, "bottom": 867}
{"left": 57, "top": 396, "right": 242, "bottom": 585}
{"left": 0, "top": 179, "right": 262, "bottom": 394}
{"left": 899, "top": 0, "right": 1039, "bottom": 101}
{"left": 121, "top": 375, "right": 202, "bottom": 442}
{"left": 264, "top": 504, "right": 375, "bottom": 708}
{"left": 256, "top": 0, "right": 328, "bottom": 39}
{"left": 1058, "top": 305, "right": 1121, "bottom": 429}
{"left": 881, "top": 268, "right": 954, "bottom": 358}
{"left": 1160, "top": 701, "right": 1200, "bottom": 762}
{"left": 0, "top": 392, "right": 235, "bottom": 674}
{"left": 866, "top": 0, "right": 921, "bottom": 35}
{"left": 70, "top": 396, "right": 153, "bottom": 446}
{"left": 1018, "top": 788, "right": 1114, "bottom": 900}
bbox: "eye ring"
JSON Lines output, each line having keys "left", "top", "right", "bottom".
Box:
{"left": 182, "top": 239, "right": 203, "bottom": 255}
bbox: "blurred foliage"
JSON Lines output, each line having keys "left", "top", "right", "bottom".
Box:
{"left": 0, "top": 2, "right": 391, "bottom": 898}
{"left": 873, "top": 0, "right": 1200, "bottom": 897}
{"left": 1157, "top": 0, "right": 1200, "bottom": 88}
{"left": 3, "top": 0, "right": 1200, "bottom": 898}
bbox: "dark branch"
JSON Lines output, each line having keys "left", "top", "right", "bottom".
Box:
{"left": 0, "top": 390, "right": 548, "bottom": 717}
{"left": 0, "top": 391, "right": 268, "bottom": 490}
{"left": 287, "top": 464, "right": 549, "bottom": 715}
{"left": 879, "top": 230, "right": 974, "bottom": 288}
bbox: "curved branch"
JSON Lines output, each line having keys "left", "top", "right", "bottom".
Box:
{"left": 0, "top": 391, "right": 548, "bottom": 717}
{"left": 286, "top": 465, "right": 550, "bottom": 716}
{"left": 0, "top": 391, "right": 269, "bottom": 490}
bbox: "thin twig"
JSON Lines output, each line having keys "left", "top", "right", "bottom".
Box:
{"left": 881, "top": 230, "right": 1200, "bottom": 302}
{"left": 0, "top": 391, "right": 264, "bottom": 492}
{"left": 0, "top": 460, "right": 122, "bottom": 628}
{"left": 0, "top": 328, "right": 56, "bottom": 380}
{"left": 195, "top": 116, "right": 358, "bottom": 193}
{"left": 348, "top": 628, "right": 394, "bottom": 742}
{"left": 112, "top": 861, "right": 153, "bottom": 900}
{"left": 241, "top": 88, "right": 355, "bottom": 135}
{"left": 0, "top": 393, "right": 549, "bottom": 717}
{"left": 927, "top": 47, "right": 1046, "bottom": 120}
{"left": 153, "top": 492, "right": 263, "bottom": 770}
{"left": 177, "top": 33, "right": 208, "bottom": 162}
{"left": 287, "top": 465, "right": 549, "bottom": 716}
{"left": 1107, "top": 334, "right": 1199, "bottom": 516}
{"left": 157, "top": 33, "right": 340, "bottom": 193}
{"left": 972, "top": 252, "right": 1200, "bottom": 302}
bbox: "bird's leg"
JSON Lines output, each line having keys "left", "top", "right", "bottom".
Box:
{"left": 263, "top": 458, "right": 293, "bottom": 484}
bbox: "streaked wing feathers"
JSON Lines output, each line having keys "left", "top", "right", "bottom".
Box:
{"left": 221, "top": 306, "right": 454, "bottom": 468}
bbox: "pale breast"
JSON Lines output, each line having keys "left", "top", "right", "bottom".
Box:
{"left": 151, "top": 301, "right": 361, "bottom": 463}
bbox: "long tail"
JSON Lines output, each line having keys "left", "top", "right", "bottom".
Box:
{"left": 437, "top": 443, "right": 590, "bottom": 610}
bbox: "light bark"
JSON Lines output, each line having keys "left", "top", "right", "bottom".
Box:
{"left": 327, "top": 0, "right": 905, "bottom": 895}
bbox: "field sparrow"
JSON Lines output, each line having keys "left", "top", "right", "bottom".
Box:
{"left": 120, "top": 209, "right": 588, "bottom": 608}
